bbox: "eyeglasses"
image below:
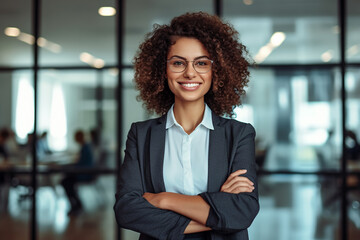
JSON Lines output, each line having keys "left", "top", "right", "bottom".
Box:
{"left": 167, "top": 57, "right": 213, "bottom": 74}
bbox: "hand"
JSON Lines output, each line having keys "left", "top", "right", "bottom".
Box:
{"left": 143, "top": 192, "right": 167, "bottom": 209}
{"left": 220, "top": 169, "right": 254, "bottom": 194}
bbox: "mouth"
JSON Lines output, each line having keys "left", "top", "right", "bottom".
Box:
{"left": 178, "top": 82, "right": 201, "bottom": 91}
{"left": 180, "top": 82, "right": 200, "bottom": 87}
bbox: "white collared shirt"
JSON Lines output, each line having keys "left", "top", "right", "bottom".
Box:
{"left": 163, "top": 104, "right": 214, "bottom": 195}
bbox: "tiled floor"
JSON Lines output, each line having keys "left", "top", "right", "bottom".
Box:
{"left": 1, "top": 175, "right": 360, "bottom": 240}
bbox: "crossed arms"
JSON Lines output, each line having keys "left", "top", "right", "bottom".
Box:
{"left": 114, "top": 122, "right": 259, "bottom": 239}
{"left": 143, "top": 169, "right": 255, "bottom": 233}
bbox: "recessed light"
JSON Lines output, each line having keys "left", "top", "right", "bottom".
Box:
{"left": 17, "top": 33, "right": 35, "bottom": 45}
{"left": 243, "top": 0, "right": 253, "bottom": 5}
{"left": 98, "top": 7, "right": 116, "bottom": 16}
{"left": 94, "top": 58, "right": 105, "bottom": 68}
{"left": 80, "top": 52, "right": 94, "bottom": 63}
{"left": 321, "top": 50, "right": 333, "bottom": 62}
{"left": 270, "top": 32, "right": 286, "bottom": 47}
{"left": 4, "top": 27, "right": 20, "bottom": 37}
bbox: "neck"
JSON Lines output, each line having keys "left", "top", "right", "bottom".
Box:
{"left": 173, "top": 100, "right": 206, "bottom": 135}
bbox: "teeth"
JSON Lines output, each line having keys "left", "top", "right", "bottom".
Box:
{"left": 181, "top": 83, "right": 199, "bottom": 87}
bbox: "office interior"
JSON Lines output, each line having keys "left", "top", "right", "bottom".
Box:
{"left": 0, "top": 0, "right": 359, "bottom": 239}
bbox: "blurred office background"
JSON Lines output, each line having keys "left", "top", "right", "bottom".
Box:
{"left": 0, "top": 0, "right": 359, "bottom": 239}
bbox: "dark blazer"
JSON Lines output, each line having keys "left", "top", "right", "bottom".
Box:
{"left": 114, "top": 113, "right": 259, "bottom": 240}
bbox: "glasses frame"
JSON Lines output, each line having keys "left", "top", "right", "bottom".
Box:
{"left": 166, "top": 57, "right": 213, "bottom": 74}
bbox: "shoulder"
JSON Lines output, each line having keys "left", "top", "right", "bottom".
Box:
{"left": 128, "top": 115, "right": 166, "bottom": 133}
{"left": 213, "top": 115, "right": 256, "bottom": 139}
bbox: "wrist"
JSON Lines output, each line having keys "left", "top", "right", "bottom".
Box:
{"left": 159, "top": 192, "right": 174, "bottom": 210}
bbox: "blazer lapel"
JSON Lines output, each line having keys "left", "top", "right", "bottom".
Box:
{"left": 208, "top": 115, "right": 228, "bottom": 192}
{"left": 149, "top": 115, "right": 167, "bottom": 193}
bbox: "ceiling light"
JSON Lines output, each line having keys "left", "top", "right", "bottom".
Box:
{"left": 37, "top": 37, "right": 48, "bottom": 47}
{"left": 4, "top": 27, "right": 20, "bottom": 37}
{"left": 94, "top": 58, "right": 105, "bottom": 68}
{"left": 47, "top": 42, "right": 62, "bottom": 53}
{"left": 98, "top": 7, "right": 116, "bottom": 16}
{"left": 80, "top": 52, "right": 94, "bottom": 63}
{"left": 17, "top": 32, "right": 35, "bottom": 45}
{"left": 332, "top": 25, "right": 340, "bottom": 34}
{"left": 109, "top": 68, "right": 119, "bottom": 76}
{"left": 347, "top": 45, "right": 359, "bottom": 57}
{"left": 270, "top": 32, "right": 286, "bottom": 47}
{"left": 254, "top": 44, "right": 274, "bottom": 63}
{"left": 243, "top": 0, "right": 253, "bottom": 5}
{"left": 321, "top": 50, "right": 333, "bottom": 62}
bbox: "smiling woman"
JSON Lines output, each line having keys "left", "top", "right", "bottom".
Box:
{"left": 114, "top": 12, "right": 259, "bottom": 240}
{"left": 132, "top": 12, "right": 251, "bottom": 117}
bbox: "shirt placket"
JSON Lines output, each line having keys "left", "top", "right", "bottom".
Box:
{"left": 182, "top": 134, "right": 194, "bottom": 195}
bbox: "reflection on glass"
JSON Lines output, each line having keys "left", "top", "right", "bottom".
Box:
{"left": 40, "top": 0, "right": 116, "bottom": 66}
{"left": 0, "top": 0, "right": 32, "bottom": 66}
{"left": 37, "top": 70, "right": 119, "bottom": 169}
{"left": 224, "top": 0, "right": 339, "bottom": 64}
{"left": 347, "top": 0, "right": 360, "bottom": 62}
{"left": 14, "top": 73, "right": 34, "bottom": 141}
{"left": 49, "top": 84, "right": 67, "bottom": 151}
{"left": 251, "top": 175, "right": 341, "bottom": 240}
{"left": 244, "top": 68, "right": 341, "bottom": 171}
{"left": 346, "top": 68, "right": 360, "bottom": 173}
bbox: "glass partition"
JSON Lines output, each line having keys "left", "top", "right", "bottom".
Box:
{"left": 40, "top": 0, "right": 116, "bottom": 67}
{"left": 347, "top": 0, "right": 360, "bottom": 63}
{"left": 241, "top": 68, "right": 342, "bottom": 172}
{"left": 0, "top": 0, "right": 32, "bottom": 67}
{"left": 252, "top": 175, "right": 341, "bottom": 240}
{"left": 224, "top": 0, "right": 339, "bottom": 64}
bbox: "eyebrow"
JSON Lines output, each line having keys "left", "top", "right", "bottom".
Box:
{"left": 169, "top": 55, "right": 211, "bottom": 60}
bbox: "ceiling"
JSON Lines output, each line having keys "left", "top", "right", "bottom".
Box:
{"left": 0, "top": 0, "right": 359, "bottom": 68}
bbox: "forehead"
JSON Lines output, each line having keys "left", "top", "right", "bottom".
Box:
{"left": 167, "top": 37, "right": 209, "bottom": 58}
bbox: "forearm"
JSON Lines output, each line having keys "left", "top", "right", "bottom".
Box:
{"left": 184, "top": 220, "right": 211, "bottom": 234}
{"left": 144, "top": 192, "right": 210, "bottom": 225}
{"left": 115, "top": 191, "right": 191, "bottom": 239}
{"left": 164, "top": 193, "right": 210, "bottom": 225}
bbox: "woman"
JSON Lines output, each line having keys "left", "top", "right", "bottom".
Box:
{"left": 114, "top": 12, "right": 259, "bottom": 240}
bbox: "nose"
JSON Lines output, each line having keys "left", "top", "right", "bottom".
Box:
{"left": 183, "top": 62, "right": 196, "bottom": 79}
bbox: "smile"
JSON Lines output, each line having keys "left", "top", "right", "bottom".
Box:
{"left": 180, "top": 83, "right": 200, "bottom": 87}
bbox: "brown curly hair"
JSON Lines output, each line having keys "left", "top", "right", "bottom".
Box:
{"left": 133, "top": 12, "right": 251, "bottom": 116}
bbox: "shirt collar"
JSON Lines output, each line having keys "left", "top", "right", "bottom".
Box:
{"left": 166, "top": 104, "right": 214, "bottom": 130}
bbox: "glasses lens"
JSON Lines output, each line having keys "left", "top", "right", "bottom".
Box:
{"left": 168, "top": 59, "right": 186, "bottom": 73}
{"left": 194, "top": 59, "right": 212, "bottom": 73}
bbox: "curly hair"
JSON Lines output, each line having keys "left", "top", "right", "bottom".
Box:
{"left": 133, "top": 12, "right": 251, "bottom": 116}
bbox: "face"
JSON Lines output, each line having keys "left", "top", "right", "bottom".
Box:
{"left": 166, "top": 37, "right": 212, "bottom": 105}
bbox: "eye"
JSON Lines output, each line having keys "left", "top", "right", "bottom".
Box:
{"left": 195, "top": 59, "right": 211, "bottom": 67}
{"left": 169, "top": 59, "right": 186, "bottom": 68}
{"left": 172, "top": 60, "right": 185, "bottom": 66}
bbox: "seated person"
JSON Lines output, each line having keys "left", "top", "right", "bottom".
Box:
{"left": 346, "top": 130, "right": 360, "bottom": 160}
{"left": 0, "top": 128, "right": 10, "bottom": 161}
{"left": 61, "top": 130, "right": 95, "bottom": 215}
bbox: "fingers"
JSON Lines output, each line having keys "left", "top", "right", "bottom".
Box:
{"left": 221, "top": 176, "right": 253, "bottom": 191}
{"left": 223, "top": 180, "right": 255, "bottom": 194}
{"left": 221, "top": 169, "right": 253, "bottom": 190}
{"left": 220, "top": 169, "right": 255, "bottom": 194}
{"left": 221, "top": 178, "right": 254, "bottom": 193}
{"left": 221, "top": 169, "right": 247, "bottom": 187}
{"left": 229, "top": 169, "right": 247, "bottom": 178}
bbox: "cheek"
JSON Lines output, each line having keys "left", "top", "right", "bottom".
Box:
{"left": 205, "top": 73, "right": 212, "bottom": 87}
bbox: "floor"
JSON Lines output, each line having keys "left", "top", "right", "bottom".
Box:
{"left": 1, "top": 175, "right": 360, "bottom": 240}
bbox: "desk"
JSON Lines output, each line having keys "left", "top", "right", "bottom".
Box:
{"left": 0, "top": 151, "right": 77, "bottom": 211}
{"left": 0, "top": 151, "right": 77, "bottom": 172}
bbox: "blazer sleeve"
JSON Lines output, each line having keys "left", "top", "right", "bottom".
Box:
{"left": 114, "top": 123, "right": 191, "bottom": 240}
{"left": 199, "top": 123, "right": 259, "bottom": 233}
